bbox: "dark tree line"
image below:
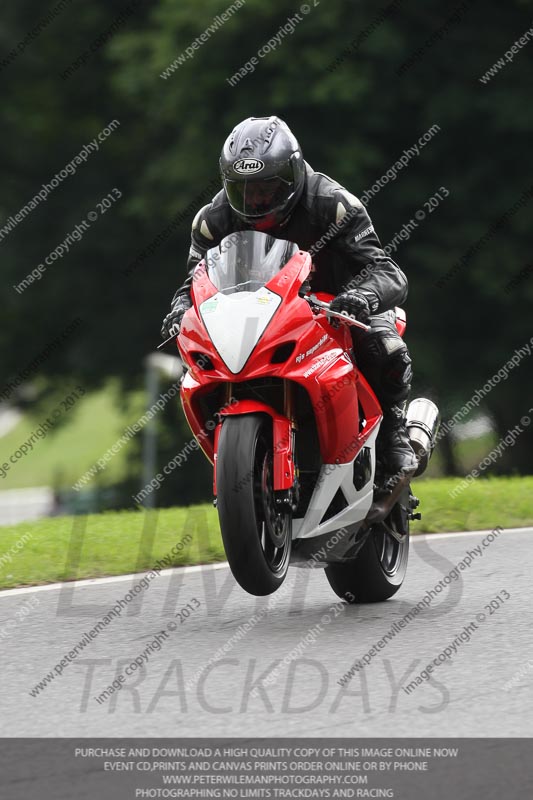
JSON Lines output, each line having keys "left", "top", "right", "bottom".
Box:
{"left": 1, "top": 0, "right": 532, "bottom": 504}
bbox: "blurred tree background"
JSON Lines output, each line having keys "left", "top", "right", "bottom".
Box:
{"left": 1, "top": 0, "right": 532, "bottom": 508}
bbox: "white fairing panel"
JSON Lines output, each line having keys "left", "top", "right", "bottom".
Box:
{"left": 292, "top": 423, "right": 380, "bottom": 540}
{"left": 200, "top": 288, "right": 281, "bottom": 374}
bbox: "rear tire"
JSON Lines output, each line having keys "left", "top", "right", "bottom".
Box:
{"left": 325, "top": 486, "right": 410, "bottom": 603}
{"left": 217, "top": 414, "right": 292, "bottom": 596}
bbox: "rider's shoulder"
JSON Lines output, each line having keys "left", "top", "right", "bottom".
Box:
{"left": 301, "top": 164, "right": 367, "bottom": 226}
{"left": 191, "top": 189, "right": 232, "bottom": 242}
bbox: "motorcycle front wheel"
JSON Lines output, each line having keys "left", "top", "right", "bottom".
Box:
{"left": 216, "top": 414, "right": 292, "bottom": 596}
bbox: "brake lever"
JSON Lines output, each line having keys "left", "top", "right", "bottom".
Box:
{"left": 157, "top": 333, "right": 178, "bottom": 350}
{"left": 304, "top": 295, "right": 371, "bottom": 332}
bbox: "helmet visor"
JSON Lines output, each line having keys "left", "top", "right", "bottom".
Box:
{"left": 224, "top": 176, "right": 295, "bottom": 219}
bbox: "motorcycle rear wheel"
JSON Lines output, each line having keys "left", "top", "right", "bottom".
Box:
{"left": 325, "top": 486, "right": 410, "bottom": 603}
{"left": 217, "top": 414, "right": 292, "bottom": 596}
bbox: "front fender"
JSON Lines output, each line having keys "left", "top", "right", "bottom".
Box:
{"left": 213, "top": 400, "right": 294, "bottom": 494}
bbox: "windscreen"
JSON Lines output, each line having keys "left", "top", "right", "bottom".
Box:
{"left": 205, "top": 231, "right": 299, "bottom": 295}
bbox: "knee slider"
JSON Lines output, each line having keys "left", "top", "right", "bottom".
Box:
{"left": 356, "top": 328, "right": 412, "bottom": 405}
{"left": 383, "top": 345, "right": 412, "bottom": 403}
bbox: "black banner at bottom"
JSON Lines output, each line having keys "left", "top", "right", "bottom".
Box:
{"left": 0, "top": 738, "right": 531, "bottom": 799}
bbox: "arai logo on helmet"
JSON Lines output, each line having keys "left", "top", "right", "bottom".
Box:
{"left": 233, "top": 158, "right": 264, "bottom": 175}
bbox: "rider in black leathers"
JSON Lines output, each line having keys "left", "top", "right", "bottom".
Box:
{"left": 161, "top": 116, "right": 417, "bottom": 476}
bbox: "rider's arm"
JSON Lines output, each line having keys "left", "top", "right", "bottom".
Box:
{"left": 161, "top": 193, "right": 236, "bottom": 338}
{"left": 170, "top": 201, "right": 222, "bottom": 305}
{"left": 323, "top": 189, "right": 408, "bottom": 313}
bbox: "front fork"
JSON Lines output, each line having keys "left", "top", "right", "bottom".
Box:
{"left": 276, "top": 380, "right": 299, "bottom": 512}
{"left": 212, "top": 380, "right": 298, "bottom": 502}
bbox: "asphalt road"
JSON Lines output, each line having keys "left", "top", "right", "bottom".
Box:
{"left": 1, "top": 527, "right": 531, "bottom": 737}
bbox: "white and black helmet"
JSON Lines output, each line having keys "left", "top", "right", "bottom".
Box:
{"left": 220, "top": 116, "right": 305, "bottom": 227}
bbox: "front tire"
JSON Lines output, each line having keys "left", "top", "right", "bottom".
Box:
{"left": 217, "top": 414, "right": 292, "bottom": 596}
{"left": 325, "top": 486, "right": 410, "bottom": 603}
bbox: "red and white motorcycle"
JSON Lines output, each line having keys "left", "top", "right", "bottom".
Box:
{"left": 175, "top": 231, "right": 439, "bottom": 600}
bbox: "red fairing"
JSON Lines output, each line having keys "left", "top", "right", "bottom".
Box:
{"left": 178, "top": 248, "right": 388, "bottom": 488}
{"left": 190, "top": 262, "right": 218, "bottom": 308}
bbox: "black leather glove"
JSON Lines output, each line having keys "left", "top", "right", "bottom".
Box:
{"left": 160, "top": 294, "right": 192, "bottom": 339}
{"left": 329, "top": 290, "right": 378, "bottom": 323}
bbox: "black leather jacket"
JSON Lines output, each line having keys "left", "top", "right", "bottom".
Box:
{"left": 172, "top": 163, "right": 407, "bottom": 313}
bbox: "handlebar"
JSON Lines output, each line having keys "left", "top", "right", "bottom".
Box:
{"left": 304, "top": 295, "right": 371, "bottom": 332}
{"left": 158, "top": 292, "right": 371, "bottom": 350}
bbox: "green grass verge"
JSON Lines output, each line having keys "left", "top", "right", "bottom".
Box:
{"left": 0, "top": 381, "right": 509, "bottom": 494}
{"left": 0, "top": 505, "right": 223, "bottom": 590}
{"left": 411, "top": 475, "right": 533, "bottom": 533}
{"left": 0, "top": 478, "right": 531, "bottom": 590}
{"left": 0, "top": 382, "right": 145, "bottom": 490}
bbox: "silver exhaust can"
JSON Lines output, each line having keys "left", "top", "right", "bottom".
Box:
{"left": 406, "top": 398, "right": 440, "bottom": 477}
